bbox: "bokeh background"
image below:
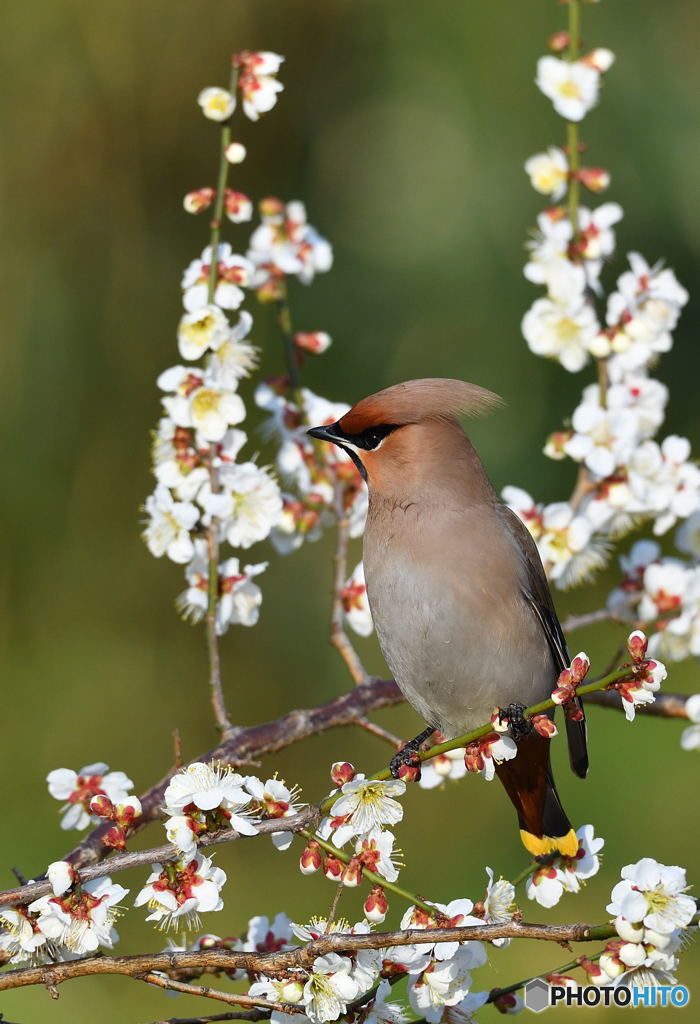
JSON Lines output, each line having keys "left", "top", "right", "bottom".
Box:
{"left": 2, "top": 0, "right": 700, "bottom": 1020}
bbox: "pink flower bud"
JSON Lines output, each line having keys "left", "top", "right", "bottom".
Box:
{"left": 183, "top": 187, "right": 216, "bottom": 214}
{"left": 493, "top": 992, "right": 520, "bottom": 1014}
{"left": 90, "top": 795, "right": 115, "bottom": 819}
{"left": 299, "top": 840, "right": 322, "bottom": 875}
{"left": 115, "top": 796, "right": 142, "bottom": 827}
{"left": 331, "top": 762, "right": 356, "bottom": 786}
{"left": 583, "top": 47, "right": 615, "bottom": 73}
{"left": 627, "top": 629, "right": 648, "bottom": 662}
{"left": 570, "top": 653, "right": 590, "bottom": 683}
{"left": 579, "top": 956, "right": 606, "bottom": 985}
{"left": 464, "top": 743, "right": 484, "bottom": 773}
{"left": 531, "top": 714, "right": 558, "bottom": 738}
{"left": 323, "top": 855, "right": 344, "bottom": 882}
{"left": 552, "top": 685, "right": 575, "bottom": 705}
{"left": 224, "top": 190, "right": 252, "bottom": 224}
{"left": 259, "top": 196, "right": 285, "bottom": 218}
{"left": 364, "top": 885, "right": 388, "bottom": 923}
{"left": 563, "top": 702, "right": 585, "bottom": 722}
{"left": 578, "top": 167, "right": 611, "bottom": 193}
{"left": 548, "top": 30, "right": 570, "bottom": 52}
{"left": 103, "top": 825, "right": 127, "bottom": 851}
{"left": 295, "top": 331, "right": 332, "bottom": 355}
{"left": 342, "top": 857, "right": 363, "bottom": 888}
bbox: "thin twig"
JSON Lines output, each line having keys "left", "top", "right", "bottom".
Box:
{"left": 141, "top": 1014, "right": 268, "bottom": 1024}
{"left": 354, "top": 717, "right": 403, "bottom": 748}
{"left": 138, "top": 973, "right": 302, "bottom": 1014}
{"left": 561, "top": 608, "right": 617, "bottom": 633}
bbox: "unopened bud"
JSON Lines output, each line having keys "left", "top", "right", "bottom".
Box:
{"left": 531, "top": 714, "right": 557, "bottom": 738}
{"left": 224, "top": 141, "right": 247, "bottom": 164}
{"left": 331, "top": 762, "right": 356, "bottom": 787}
{"left": 396, "top": 754, "right": 421, "bottom": 784}
{"left": 579, "top": 956, "right": 606, "bottom": 985}
{"left": 552, "top": 685, "right": 575, "bottom": 706}
{"left": 583, "top": 47, "right": 615, "bottom": 72}
{"left": 224, "top": 190, "right": 253, "bottom": 223}
{"left": 115, "top": 796, "right": 142, "bottom": 827}
{"left": 364, "top": 884, "right": 388, "bottom": 923}
{"left": 103, "top": 825, "right": 127, "bottom": 851}
{"left": 548, "top": 30, "right": 570, "bottom": 52}
{"left": 599, "top": 951, "right": 625, "bottom": 979}
{"left": 627, "top": 629, "right": 648, "bottom": 662}
{"left": 570, "top": 652, "right": 590, "bottom": 682}
{"left": 280, "top": 980, "right": 304, "bottom": 1003}
{"left": 464, "top": 743, "right": 484, "bottom": 773}
{"left": 578, "top": 166, "right": 610, "bottom": 193}
{"left": 259, "top": 196, "right": 285, "bottom": 218}
{"left": 342, "top": 857, "right": 362, "bottom": 887}
{"left": 47, "top": 861, "right": 78, "bottom": 897}
{"left": 493, "top": 992, "right": 520, "bottom": 1014}
{"left": 183, "top": 187, "right": 216, "bottom": 214}
{"left": 615, "top": 915, "right": 644, "bottom": 943}
{"left": 90, "top": 794, "right": 115, "bottom": 819}
{"left": 299, "top": 840, "right": 322, "bottom": 875}
{"left": 619, "top": 941, "right": 647, "bottom": 968}
{"left": 323, "top": 854, "right": 344, "bottom": 882}
{"left": 295, "top": 331, "right": 332, "bottom": 355}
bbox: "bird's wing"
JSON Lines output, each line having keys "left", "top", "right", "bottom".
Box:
{"left": 497, "top": 503, "right": 589, "bottom": 779}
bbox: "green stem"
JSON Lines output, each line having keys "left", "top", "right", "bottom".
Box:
{"left": 203, "top": 65, "right": 238, "bottom": 734}
{"left": 300, "top": 830, "right": 438, "bottom": 917}
{"left": 566, "top": 1, "right": 581, "bottom": 240}
{"left": 320, "top": 665, "right": 635, "bottom": 812}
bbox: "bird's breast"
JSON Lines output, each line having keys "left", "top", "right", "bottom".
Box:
{"left": 363, "top": 502, "right": 556, "bottom": 737}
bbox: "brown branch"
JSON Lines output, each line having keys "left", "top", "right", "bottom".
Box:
{"left": 585, "top": 689, "right": 692, "bottom": 718}
{"left": 143, "top": 1014, "right": 267, "bottom": 1024}
{"left": 354, "top": 717, "right": 402, "bottom": 748}
{"left": 561, "top": 608, "right": 617, "bottom": 632}
{"left": 0, "top": 920, "right": 617, "bottom": 994}
{"left": 53, "top": 678, "right": 402, "bottom": 873}
{"left": 138, "top": 972, "right": 303, "bottom": 1014}
{"left": 0, "top": 808, "right": 319, "bottom": 909}
{"left": 2, "top": 681, "right": 692, "bottom": 889}
{"left": 329, "top": 487, "right": 368, "bottom": 686}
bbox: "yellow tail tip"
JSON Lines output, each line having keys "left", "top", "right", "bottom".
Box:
{"left": 520, "top": 828, "right": 579, "bottom": 858}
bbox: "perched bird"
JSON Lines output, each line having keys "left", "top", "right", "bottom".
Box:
{"left": 308, "top": 378, "right": 586, "bottom": 857}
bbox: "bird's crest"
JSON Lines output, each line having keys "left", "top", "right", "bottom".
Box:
{"left": 339, "top": 378, "right": 504, "bottom": 434}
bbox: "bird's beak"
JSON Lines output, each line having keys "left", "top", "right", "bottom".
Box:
{"left": 307, "top": 422, "right": 343, "bottom": 444}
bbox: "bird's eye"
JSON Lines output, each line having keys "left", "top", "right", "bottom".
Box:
{"left": 360, "top": 424, "right": 399, "bottom": 450}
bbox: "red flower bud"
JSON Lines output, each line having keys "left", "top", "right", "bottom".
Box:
{"left": 578, "top": 167, "right": 611, "bottom": 193}
{"left": 90, "top": 795, "right": 115, "bottom": 820}
{"left": 531, "top": 714, "right": 558, "bottom": 737}
{"left": 364, "top": 885, "right": 388, "bottom": 923}
{"left": 183, "top": 187, "right": 216, "bottom": 214}
{"left": 299, "top": 840, "right": 322, "bottom": 875}
{"left": 331, "top": 762, "right": 356, "bottom": 787}
{"left": 323, "top": 855, "right": 345, "bottom": 882}
{"left": 627, "top": 629, "right": 648, "bottom": 663}
{"left": 102, "top": 825, "right": 127, "bottom": 851}
{"left": 548, "top": 31, "right": 570, "bottom": 52}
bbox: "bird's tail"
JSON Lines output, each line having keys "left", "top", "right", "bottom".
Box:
{"left": 494, "top": 731, "right": 578, "bottom": 858}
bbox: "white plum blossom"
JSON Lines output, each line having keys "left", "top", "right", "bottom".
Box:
{"left": 177, "top": 305, "right": 231, "bottom": 361}
{"left": 536, "top": 56, "right": 600, "bottom": 121}
{"left": 481, "top": 867, "right": 516, "bottom": 947}
{"left": 245, "top": 775, "right": 304, "bottom": 851}
{"left": 522, "top": 296, "right": 598, "bottom": 372}
{"left": 330, "top": 777, "right": 405, "bottom": 839}
{"left": 134, "top": 853, "right": 226, "bottom": 932}
{"left": 363, "top": 979, "right": 410, "bottom": 1024}
{"left": 143, "top": 484, "right": 199, "bottom": 563}
{"left": 0, "top": 906, "right": 54, "bottom": 965}
{"left": 199, "top": 462, "right": 282, "bottom": 549}
{"left": 211, "top": 310, "right": 258, "bottom": 388}
{"left": 527, "top": 825, "right": 604, "bottom": 908}
{"left": 161, "top": 368, "right": 246, "bottom": 442}
{"left": 341, "top": 562, "right": 373, "bottom": 637}
{"left": 244, "top": 912, "right": 293, "bottom": 953}
{"left": 353, "top": 829, "right": 400, "bottom": 883}
{"left": 407, "top": 945, "right": 487, "bottom": 1023}
{"left": 525, "top": 147, "right": 569, "bottom": 199}
{"left": 235, "top": 51, "right": 285, "bottom": 122}
{"left": 181, "top": 244, "right": 253, "bottom": 313}
{"left": 47, "top": 763, "right": 134, "bottom": 831}
{"left": 302, "top": 953, "right": 361, "bottom": 1023}
{"left": 400, "top": 899, "right": 482, "bottom": 962}
{"left": 248, "top": 200, "right": 333, "bottom": 293}
{"left": 197, "top": 86, "right": 235, "bottom": 121}
{"left": 177, "top": 540, "right": 267, "bottom": 632}
{"left": 608, "top": 858, "right": 696, "bottom": 938}
{"left": 30, "top": 877, "right": 127, "bottom": 954}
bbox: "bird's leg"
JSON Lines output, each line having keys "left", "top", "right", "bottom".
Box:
{"left": 501, "top": 702, "right": 534, "bottom": 743}
{"left": 389, "top": 726, "right": 435, "bottom": 779}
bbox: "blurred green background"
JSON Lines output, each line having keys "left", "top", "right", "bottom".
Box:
{"left": 2, "top": 0, "right": 699, "bottom": 1020}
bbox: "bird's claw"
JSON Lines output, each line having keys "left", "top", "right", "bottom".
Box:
{"left": 501, "top": 702, "right": 534, "bottom": 742}
{"left": 389, "top": 726, "right": 434, "bottom": 780}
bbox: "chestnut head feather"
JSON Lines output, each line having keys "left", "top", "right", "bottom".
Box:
{"left": 307, "top": 378, "right": 503, "bottom": 483}
{"left": 338, "top": 378, "right": 503, "bottom": 435}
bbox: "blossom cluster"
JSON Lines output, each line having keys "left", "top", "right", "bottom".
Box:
{"left": 142, "top": 53, "right": 348, "bottom": 635}
{"left": 508, "top": 30, "right": 696, "bottom": 592}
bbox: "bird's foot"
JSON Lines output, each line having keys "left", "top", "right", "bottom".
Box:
{"left": 500, "top": 702, "right": 534, "bottom": 743}
{"left": 389, "top": 726, "right": 435, "bottom": 781}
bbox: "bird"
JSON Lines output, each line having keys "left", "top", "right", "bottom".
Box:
{"left": 308, "top": 378, "right": 587, "bottom": 857}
